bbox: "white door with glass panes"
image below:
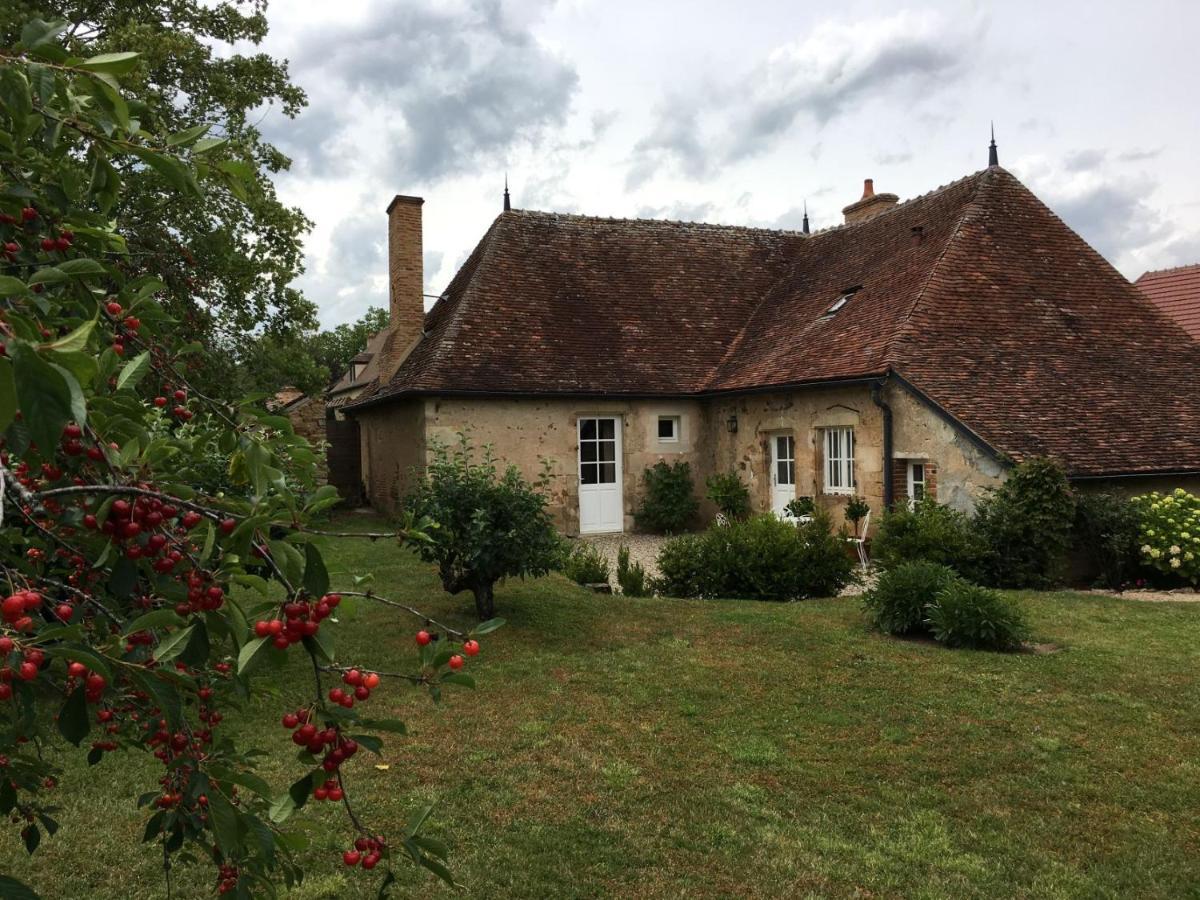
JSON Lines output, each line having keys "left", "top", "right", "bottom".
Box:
{"left": 771, "top": 434, "right": 796, "bottom": 517}
{"left": 578, "top": 417, "right": 623, "bottom": 533}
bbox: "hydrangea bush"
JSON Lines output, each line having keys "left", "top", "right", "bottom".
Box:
{"left": 1133, "top": 489, "right": 1200, "bottom": 585}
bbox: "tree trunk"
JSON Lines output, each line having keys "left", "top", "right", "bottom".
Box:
{"left": 472, "top": 581, "right": 495, "bottom": 621}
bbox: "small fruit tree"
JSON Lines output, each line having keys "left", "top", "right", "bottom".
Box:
{"left": 405, "top": 437, "right": 563, "bottom": 619}
{"left": 0, "top": 22, "right": 494, "bottom": 897}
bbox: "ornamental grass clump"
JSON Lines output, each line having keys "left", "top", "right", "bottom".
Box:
{"left": 1132, "top": 488, "right": 1200, "bottom": 585}
{"left": 862, "top": 561, "right": 962, "bottom": 636}
{"left": 925, "top": 582, "right": 1030, "bottom": 651}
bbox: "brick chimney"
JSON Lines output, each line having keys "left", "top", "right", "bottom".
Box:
{"left": 842, "top": 178, "right": 898, "bottom": 224}
{"left": 377, "top": 195, "right": 425, "bottom": 383}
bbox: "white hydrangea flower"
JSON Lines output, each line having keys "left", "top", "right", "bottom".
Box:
{"left": 1171, "top": 545, "right": 1182, "bottom": 555}
{"left": 1171, "top": 557, "right": 1182, "bottom": 568}
{"left": 1150, "top": 548, "right": 1162, "bottom": 559}
{"left": 1141, "top": 544, "right": 1153, "bottom": 554}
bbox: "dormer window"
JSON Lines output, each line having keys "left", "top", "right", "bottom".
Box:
{"left": 823, "top": 286, "right": 861, "bottom": 318}
{"left": 349, "top": 363, "right": 362, "bottom": 382}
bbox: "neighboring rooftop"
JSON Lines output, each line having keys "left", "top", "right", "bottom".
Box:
{"left": 1136, "top": 264, "right": 1200, "bottom": 342}
{"left": 350, "top": 167, "right": 1200, "bottom": 478}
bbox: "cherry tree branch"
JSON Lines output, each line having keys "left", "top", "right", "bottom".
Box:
{"left": 332, "top": 590, "right": 466, "bottom": 639}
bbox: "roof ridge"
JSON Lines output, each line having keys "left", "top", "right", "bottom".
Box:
{"left": 883, "top": 170, "right": 993, "bottom": 368}
{"left": 506, "top": 207, "right": 807, "bottom": 239}
{"left": 1137, "top": 262, "right": 1200, "bottom": 280}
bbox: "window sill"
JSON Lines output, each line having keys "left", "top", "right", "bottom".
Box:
{"left": 823, "top": 488, "right": 856, "bottom": 496}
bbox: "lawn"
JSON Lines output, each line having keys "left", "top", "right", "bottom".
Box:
{"left": 4, "top": 516, "right": 1199, "bottom": 898}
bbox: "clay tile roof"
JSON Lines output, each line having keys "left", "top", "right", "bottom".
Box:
{"left": 327, "top": 330, "right": 387, "bottom": 396}
{"left": 1136, "top": 264, "right": 1200, "bottom": 342}
{"left": 349, "top": 167, "right": 1200, "bottom": 478}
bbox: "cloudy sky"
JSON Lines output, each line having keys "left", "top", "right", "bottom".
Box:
{"left": 251, "top": 0, "right": 1200, "bottom": 328}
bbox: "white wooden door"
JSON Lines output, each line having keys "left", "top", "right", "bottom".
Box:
{"left": 771, "top": 434, "right": 796, "bottom": 517}
{"left": 578, "top": 417, "right": 623, "bottom": 533}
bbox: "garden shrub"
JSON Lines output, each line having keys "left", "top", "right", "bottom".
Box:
{"left": 862, "top": 561, "right": 961, "bottom": 636}
{"left": 925, "top": 581, "right": 1030, "bottom": 651}
{"left": 705, "top": 471, "right": 751, "bottom": 521}
{"left": 635, "top": 460, "right": 699, "bottom": 533}
{"left": 654, "top": 512, "right": 855, "bottom": 601}
{"left": 564, "top": 542, "right": 611, "bottom": 586}
{"left": 616, "top": 545, "right": 650, "bottom": 596}
{"left": 975, "top": 458, "right": 1076, "bottom": 588}
{"left": 1074, "top": 492, "right": 1144, "bottom": 589}
{"left": 1132, "top": 488, "right": 1200, "bottom": 585}
{"left": 785, "top": 496, "right": 815, "bottom": 518}
{"left": 871, "top": 496, "right": 987, "bottom": 579}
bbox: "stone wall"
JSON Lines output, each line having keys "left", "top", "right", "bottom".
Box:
{"left": 284, "top": 396, "right": 328, "bottom": 482}
{"left": 356, "top": 381, "right": 1009, "bottom": 534}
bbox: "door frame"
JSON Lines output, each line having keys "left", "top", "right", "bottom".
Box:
{"left": 577, "top": 415, "right": 624, "bottom": 534}
{"left": 769, "top": 432, "right": 796, "bottom": 517}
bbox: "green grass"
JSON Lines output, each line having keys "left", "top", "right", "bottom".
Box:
{"left": 4, "top": 515, "right": 1200, "bottom": 898}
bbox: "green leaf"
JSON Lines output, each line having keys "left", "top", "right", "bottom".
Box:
{"left": 0, "top": 874, "right": 43, "bottom": 899}
{"left": 205, "top": 764, "right": 273, "bottom": 799}
{"left": 55, "top": 258, "right": 106, "bottom": 277}
{"left": 199, "top": 519, "right": 216, "bottom": 564}
{"left": 56, "top": 687, "right": 89, "bottom": 746}
{"left": 0, "top": 359, "right": 16, "bottom": 435}
{"left": 166, "top": 123, "right": 210, "bottom": 147}
{"left": 301, "top": 629, "right": 333, "bottom": 665}
{"left": 26, "top": 267, "right": 66, "bottom": 286}
{"left": 109, "top": 555, "right": 137, "bottom": 599}
{"left": 0, "top": 276, "right": 28, "bottom": 297}
{"left": 302, "top": 542, "right": 330, "bottom": 598}
{"left": 130, "top": 147, "right": 200, "bottom": 197}
{"left": 236, "top": 636, "right": 271, "bottom": 676}
{"left": 10, "top": 342, "right": 75, "bottom": 452}
{"left": 206, "top": 790, "right": 240, "bottom": 858}
{"left": 78, "top": 52, "right": 141, "bottom": 75}
{"left": 45, "top": 316, "right": 95, "bottom": 352}
{"left": 347, "top": 734, "right": 383, "bottom": 755}
{"left": 471, "top": 618, "right": 506, "bottom": 636}
{"left": 20, "top": 19, "right": 67, "bottom": 53}
{"left": 129, "top": 669, "right": 182, "bottom": 730}
{"left": 122, "top": 609, "right": 184, "bottom": 636}
{"left": 440, "top": 672, "right": 475, "bottom": 689}
{"left": 269, "top": 540, "right": 304, "bottom": 587}
{"left": 152, "top": 625, "right": 195, "bottom": 663}
{"left": 114, "top": 351, "right": 150, "bottom": 391}
{"left": 47, "top": 350, "right": 97, "bottom": 390}
{"left": 22, "top": 823, "right": 39, "bottom": 855}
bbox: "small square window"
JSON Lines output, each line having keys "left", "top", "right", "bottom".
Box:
{"left": 657, "top": 416, "right": 680, "bottom": 442}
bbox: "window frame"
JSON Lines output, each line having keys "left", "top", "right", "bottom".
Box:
{"left": 907, "top": 460, "right": 926, "bottom": 503}
{"left": 657, "top": 415, "right": 680, "bottom": 443}
{"left": 823, "top": 427, "right": 856, "bottom": 495}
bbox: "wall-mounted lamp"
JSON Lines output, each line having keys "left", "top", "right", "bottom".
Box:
{"left": 726, "top": 414, "right": 738, "bottom": 434}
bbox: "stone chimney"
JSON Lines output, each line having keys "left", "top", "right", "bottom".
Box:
{"left": 377, "top": 195, "right": 425, "bottom": 383}
{"left": 842, "top": 178, "right": 898, "bottom": 224}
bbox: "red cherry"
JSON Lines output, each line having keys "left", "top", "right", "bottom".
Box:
{"left": 281, "top": 713, "right": 299, "bottom": 729}
{"left": 219, "top": 518, "right": 236, "bottom": 534}
{"left": 0, "top": 684, "right": 11, "bottom": 701}
{"left": 18, "top": 662, "right": 37, "bottom": 681}
{"left": 463, "top": 640, "right": 480, "bottom": 657}
{"left": 153, "top": 396, "right": 168, "bottom": 407}
{"left": 448, "top": 655, "right": 464, "bottom": 671}
{"left": 21, "top": 207, "right": 37, "bottom": 222}
{"left": 54, "top": 604, "right": 73, "bottom": 622}
{"left": 362, "top": 853, "right": 379, "bottom": 870}
{"left": 342, "top": 850, "right": 361, "bottom": 867}
{"left": 0, "top": 637, "right": 13, "bottom": 653}
{"left": 40, "top": 238, "right": 56, "bottom": 252}
{"left": 105, "top": 301, "right": 122, "bottom": 316}
{"left": 55, "top": 236, "right": 71, "bottom": 251}
{"left": 343, "top": 669, "right": 362, "bottom": 686}
{"left": 112, "top": 342, "right": 125, "bottom": 356}
{"left": 415, "top": 630, "right": 432, "bottom": 646}
{"left": 173, "top": 389, "right": 186, "bottom": 402}
{"left": 254, "top": 621, "right": 271, "bottom": 638}
{"left": 67, "top": 661, "right": 87, "bottom": 678}
{"left": 363, "top": 672, "right": 380, "bottom": 689}
{"left": 123, "top": 316, "right": 140, "bottom": 331}
{"left": 322, "top": 593, "right": 341, "bottom": 607}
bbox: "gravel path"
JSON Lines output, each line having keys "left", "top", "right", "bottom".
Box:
{"left": 1081, "top": 588, "right": 1200, "bottom": 603}
{"left": 578, "top": 531, "right": 872, "bottom": 597}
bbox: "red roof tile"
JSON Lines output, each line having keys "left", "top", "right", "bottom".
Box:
{"left": 1136, "top": 264, "right": 1200, "bottom": 342}
{"left": 350, "top": 167, "right": 1200, "bottom": 478}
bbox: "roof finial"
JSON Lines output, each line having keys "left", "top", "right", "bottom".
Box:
{"left": 503, "top": 174, "right": 511, "bottom": 212}
{"left": 802, "top": 200, "right": 810, "bottom": 235}
{"left": 988, "top": 122, "right": 999, "bottom": 167}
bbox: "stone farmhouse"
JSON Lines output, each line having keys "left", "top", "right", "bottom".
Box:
{"left": 341, "top": 144, "right": 1200, "bottom": 535}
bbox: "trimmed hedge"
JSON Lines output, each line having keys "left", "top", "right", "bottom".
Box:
{"left": 655, "top": 512, "right": 856, "bottom": 601}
